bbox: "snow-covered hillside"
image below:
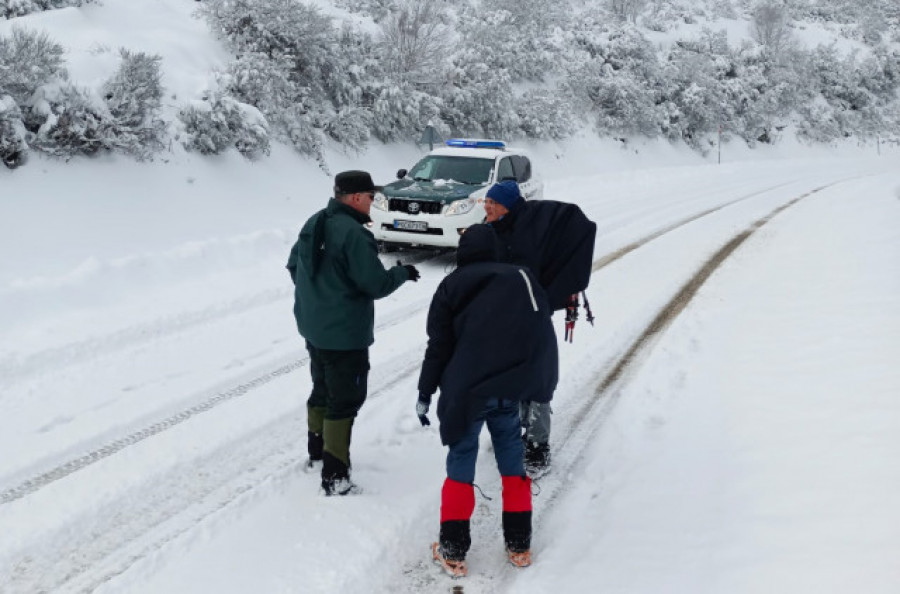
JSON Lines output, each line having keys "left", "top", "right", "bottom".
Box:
{"left": 2, "top": 1, "right": 900, "bottom": 593}
{"left": 2, "top": 0, "right": 899, "bottom": 170}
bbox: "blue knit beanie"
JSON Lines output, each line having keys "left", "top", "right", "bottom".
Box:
{"left": 485, "top": 180, "right": 523, "bottom": 210}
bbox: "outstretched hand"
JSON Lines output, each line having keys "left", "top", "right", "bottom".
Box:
{"left": 402, "top": 264, "right": 420, "bottom": 282}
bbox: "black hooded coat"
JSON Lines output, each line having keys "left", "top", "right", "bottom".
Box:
{"left": 489, "top": 199, "right": 597, "bottom": 311}
{"left": 417, "top": 226, "right": 559, "bottom": 446}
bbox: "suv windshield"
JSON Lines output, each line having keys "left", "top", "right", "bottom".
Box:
{"left": 407, "top": 156, "right": 494, "bottom": 185}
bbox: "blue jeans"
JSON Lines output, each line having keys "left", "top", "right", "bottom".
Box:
{"left": 446, "top": 398, "right": 525, "bottom": 484}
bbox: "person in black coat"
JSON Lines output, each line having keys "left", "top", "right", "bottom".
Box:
{"left": 483, "top": 180, "right": 596, "bottom": 476}
{"left": 416, "top": 225, "right": 557, "bottom": 576}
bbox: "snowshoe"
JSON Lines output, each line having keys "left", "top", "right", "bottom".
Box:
{"left": 507, "top": 548, "right": 532, "bottom": 568}
{"left": 432, "top": 542, "right": 467, "bottom": 578}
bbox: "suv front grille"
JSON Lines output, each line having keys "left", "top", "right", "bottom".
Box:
{"left": 388, "top": 198, "right": 443, "bottom": 215}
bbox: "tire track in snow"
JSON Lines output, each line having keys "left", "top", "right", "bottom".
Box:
{"left": 0, "top": 181, "right": 793, "bottom": 508}
{"left": 0, "top": 250, "right": 449, "bottom": 387}
{"left": 0, "top": 179, "right": 842, "bottom": 592}
{"left": 0, "top": 287, "right": 291, "bottom": 386}
{"left": 390, "top": 178, "right": 856, "bottom": 593}
{"left": 0, "top": 297, "right": 431, "bottom": 506}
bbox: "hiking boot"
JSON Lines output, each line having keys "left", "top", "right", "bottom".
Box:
{"left": 322, "top": 477, "right": 361, "bottom": 496}
{"left": 524, "top": 441, "right": 550, "bottom": 477}
{"left": 507, "top": 548, "right": 532, "bottom": 568}
{"left": 432, "top": 542, "right": 467, "bottom": 578}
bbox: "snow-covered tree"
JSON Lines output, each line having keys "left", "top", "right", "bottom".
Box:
{"left": 0, "top": 27, "right": 66, "bottom": 105}
{"left": 369, "top": 83, "right": 442, "bottom": 142}
{"left": 440, "top": 47, "right": 519, "bottom": 138}
{"left": 178, "top": 92, "right": 270, "bottom": 159}
{"left": 457, "top": 0, "right": 568, "bottom": 82}
{"left": 751, "top": 1, "right": 794, "bottom": 54}
{"left": 607, "top": 0, "right": 650, "bottom": 24}
{"left": 378, "top": 0, "right": 453, "bottom": 86}
{"left": 101, "top": 50, "right": 167, "bottom": 159}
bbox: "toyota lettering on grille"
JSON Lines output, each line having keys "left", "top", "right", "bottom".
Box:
{"left": 408, "top": 202, "right": 421, "bottom": 214}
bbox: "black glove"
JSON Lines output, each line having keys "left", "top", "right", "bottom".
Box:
{"left": 403, "top": 264, "right": 420, "bottom": 282}
{"left": 416, "top": 393, "right": 431, "bottom": 426}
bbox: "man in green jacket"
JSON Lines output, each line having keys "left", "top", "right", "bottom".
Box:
{"left": 287, "top": 170, "right": 420, "bottom": 496}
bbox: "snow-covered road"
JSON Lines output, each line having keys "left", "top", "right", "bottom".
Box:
{"left": 1, "top": 156, "right": 898, "bottom": 593}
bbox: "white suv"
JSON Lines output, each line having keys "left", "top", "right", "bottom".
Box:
{"left": 370, "top": 139, "right": 543, "bottom": 250}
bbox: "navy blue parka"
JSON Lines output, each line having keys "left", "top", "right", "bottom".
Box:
{"left": 490, "top": 199, "right": 597, "bottom": 311}
{"left": 417, "top": 226, "right": 559, "bottom": 445}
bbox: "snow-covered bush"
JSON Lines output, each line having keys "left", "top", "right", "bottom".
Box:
{"left": 200, "top": 0, "right": 335, "bottom": 89}
{"left": 282, "top": 106, "right": 327, "bottom": 170}
{"left": 565, "top": 25, "right": 667, "bottom": 139}
{"left": 179, "top": 92, "right": 270, "bottom": 159}
{"left": 27, "top": 82, "right": 106, "bottom": 157}
{"left": 2, "top": 0, "right": 95, "bottom": 19}
{"left": 332, "top": 0, "right": 397, "bottom": 22}
{"left": 323, "top": 106, "right": 371, "bottom": 149}
{"left": 201, "top": 0, "right": 382, "bottom": 160}
{"left": 457, "top": 0, "right": 566, "bottom": 83}
{"left": 369, "top": 83, "right": 441, "bottom": 142}
{"left": 224, "top": 52, "right": 303, "bottom": 119}
{"left": 796, "top": 99, "right": 842, "bottom": 143}
{"left": 0, "top": 27, "right": 66, "bottom": 105}
{"left": 607, "top": 0, "right": 650, "bottom": 24}
{"left": 101, "top": 50, "right": 167, "bottom": 159}
{"left": 516, "top": 89, "right": 576, "bottom": 140}
{"left": 440, "top": 48, "right": 519, "bottom": 138}
{"left": 0, "top": 94, "right": 27, "bottom": 168}
{"left": 3, "top": 0, "right": 95, "bottom": 19}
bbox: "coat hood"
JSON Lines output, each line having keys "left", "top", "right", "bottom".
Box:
{"left": 457, "top": 224, "right": 500, "bottom": 266}
{"left": 299, "top": 199, "right": 369, "bottom": 277}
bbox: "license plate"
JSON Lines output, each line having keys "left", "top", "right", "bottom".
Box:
{"left": 394, "top": 219, "right": 427, "bottom": 231}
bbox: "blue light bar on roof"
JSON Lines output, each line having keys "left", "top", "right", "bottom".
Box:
{"left": 445, "top": 138, "right": 506, "bottom": 149}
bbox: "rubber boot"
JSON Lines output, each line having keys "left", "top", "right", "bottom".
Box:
{"left": 321, "top": 417, "right": 357, "bottom": 495}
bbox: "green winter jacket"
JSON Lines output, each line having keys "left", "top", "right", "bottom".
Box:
{"left": 287, "top": 198, "right": 409, "bottom": 350}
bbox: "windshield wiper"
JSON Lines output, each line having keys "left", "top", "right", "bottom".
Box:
{"left": 413, "top": 176, "right": 431, "bottom": 182}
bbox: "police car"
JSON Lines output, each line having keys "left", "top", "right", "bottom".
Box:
{"left": 371, "top": 139, "right": 543, "bottom": 250}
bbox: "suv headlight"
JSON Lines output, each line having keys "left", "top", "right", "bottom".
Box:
{"left": 372, "top": 192, "right": 389, "bottom": 211}
{"left": 444, "top": 197, "right": 476, "bottom": 216}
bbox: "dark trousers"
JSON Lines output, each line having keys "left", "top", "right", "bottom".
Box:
{"left": 306, "top": 342, "right": 369, "bottom": 475}
{"left": 306, "top": 342, "right": 369, "bottom": 421}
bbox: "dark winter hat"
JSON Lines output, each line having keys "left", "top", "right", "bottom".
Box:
{"left": 485, "top": 180, "right": 523, "bottom": 210}
{"left": 334, "top": 170, "right": 383, "bottom": 195}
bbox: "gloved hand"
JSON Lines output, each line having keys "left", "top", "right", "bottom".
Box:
{"left": 403, "top": 264, "right": 420, "bottom": 282}
{"left": 416, "top": 393, "right": 431, "bottom": 426}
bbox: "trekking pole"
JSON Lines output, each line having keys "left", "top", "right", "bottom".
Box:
{"left": 564, "top": 294, "right": 579, "bottom": 343}
{"left": 582, "top": 291, "right": 595, "bottom": 327}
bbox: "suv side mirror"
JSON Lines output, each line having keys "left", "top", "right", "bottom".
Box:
{"left": 397, "top": 169, "right": 408, "bottom": 179}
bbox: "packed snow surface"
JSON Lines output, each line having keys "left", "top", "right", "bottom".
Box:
{"left": 1, "top": 0, "right": 899, "bottom": 592}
